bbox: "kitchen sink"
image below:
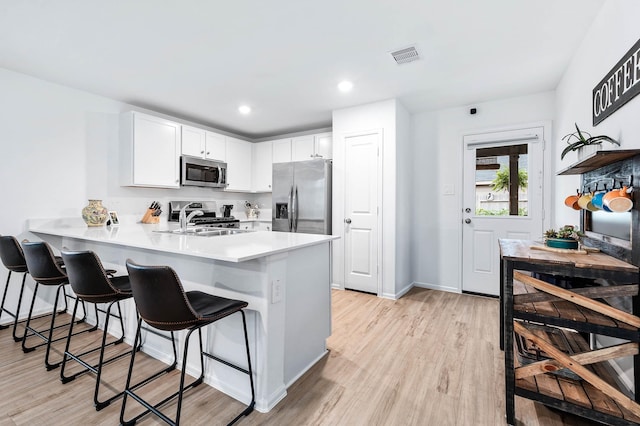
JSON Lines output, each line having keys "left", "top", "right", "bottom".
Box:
{"left": 154, "top": 227, "right": 255, "bottom": 237}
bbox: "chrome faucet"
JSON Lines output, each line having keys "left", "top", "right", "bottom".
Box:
{"left": 179, "top": 202, "right": 204, "bottom": 232}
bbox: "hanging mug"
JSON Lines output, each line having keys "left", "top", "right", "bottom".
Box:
{"left": 591, "top": 192, "right": 610, "bottom": 211}
{"left": 564, "top": 193, "right": 581, "bottom": 210}
{"left": 577, "top": 192, "right": 597, "bottom": 211}
{"left": 603, "top": 186, "right": 633, "bottom": 212}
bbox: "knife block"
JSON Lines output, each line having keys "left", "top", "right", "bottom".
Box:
{"left": 141, "top": 209, "right": 160, "bottom": 224}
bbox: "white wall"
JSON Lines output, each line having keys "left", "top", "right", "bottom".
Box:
{"left": 395, "top": 101, "right": 412, "bottom": 297}
{"left": 554, "top": 0, "right": 640, "bottom": 230}
{"left": 411, "top": 92, "right": 556, "bottom": 292}
{"left": 332, "top": 99, "right": 399, "bottom": 297}
{"left": 553, "top": 0, "right": 640, "bottom": 393}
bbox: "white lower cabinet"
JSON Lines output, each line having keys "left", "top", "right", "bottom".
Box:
{"left": 225, "top": 137, "right": 252, "bottom": 191}
{"left": 120, "top": 111, "right": 181, "bottom": 188}
{"left": 241, "top": 221, "right": 272, "bottom": 231}
{"left": 254, "top": 221, "right": 272, "bottom": 231}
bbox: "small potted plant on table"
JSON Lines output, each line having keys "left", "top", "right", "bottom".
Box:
{"left": 544, "top": 225, "right": 581, "bottom": 250}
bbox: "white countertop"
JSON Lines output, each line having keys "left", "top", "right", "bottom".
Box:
{"left": 29, "top": 218, "right": 338, "bottom": 263}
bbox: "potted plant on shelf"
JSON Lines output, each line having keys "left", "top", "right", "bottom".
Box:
{"left": 544, "top": 225, "right": 581, "bottom": 250}
{"left": 560, "top": 123, "right": 619, "bottom": 160}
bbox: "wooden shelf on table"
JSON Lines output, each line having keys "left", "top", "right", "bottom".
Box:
{"left": 514, "top": 326, "right": 640, "bottom": 426}
{"left": 513, "top": 278, "right": 640, "bottom": 341}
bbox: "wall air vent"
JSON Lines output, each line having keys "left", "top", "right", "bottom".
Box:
{"left": 390, "top": 46, "right": 419, "bottom": 65}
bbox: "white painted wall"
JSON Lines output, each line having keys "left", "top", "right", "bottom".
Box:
{"left": 395, "top": 102, "right": 412, "bottom": 297}
{"left": 553, "top": 0, "right": 640, "bottom": 393}
{"left": 411, "top": 92, "right": 556, "bottom": 292}
{"left": 332, "top": 99, "right": 400, "bottom": 297}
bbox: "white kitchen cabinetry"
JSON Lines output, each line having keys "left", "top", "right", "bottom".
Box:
{"left": 272, "top": 139, "right": 292, "bottom": 163}
{"left": 240, "top": 221, "right": 272, "bottom": 231}
{"left": 182, "top": 125, "right": 226, "bottom": 161}
{"left": 254, "top": 221, "right": 272, "bottom": 231}
{"left": 120, "top": 111, "right": 181, "bottom": 188}
{"left": 291, "top": 133, "right": 332, "bottom": 161}
{"left": 206, "top": 131, "right": 226, "bottom": 161}
{"left": 225, "top": 137, "right": 252, "bottom": 191}
{"left": 252, "top": 141, "right": 273, "bottom": 192}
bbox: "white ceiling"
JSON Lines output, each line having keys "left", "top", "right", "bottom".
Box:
{"left": 0, "top": 0, "right": 604, "bottom": 139}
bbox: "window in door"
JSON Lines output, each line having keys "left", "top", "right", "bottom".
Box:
{"left": 475, "top": 144, "right": 528, "bottom": 216}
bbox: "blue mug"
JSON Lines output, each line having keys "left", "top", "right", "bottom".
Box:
{"left": 591, "top": 192, "right": 611, "bottom": 211}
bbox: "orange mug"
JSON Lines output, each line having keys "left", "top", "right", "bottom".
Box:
{"left": 564, "top": 194, "right": 581, "bottom": 210}
{"left": 603, "top": 186, "right": 633, "bottom": 212}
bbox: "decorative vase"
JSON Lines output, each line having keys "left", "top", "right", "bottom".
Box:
{"left": 82, "top": 199, "right": 108, "bottom": 227}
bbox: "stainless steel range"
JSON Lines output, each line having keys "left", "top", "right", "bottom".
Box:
{"left": 168, "top": 201, "right": 239, "bottom": 228}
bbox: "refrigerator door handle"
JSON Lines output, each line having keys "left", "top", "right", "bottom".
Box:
{"left": 293, "top": 185, "right": 299, "bottom": 232}
{"left": 288, "top": 185, "right": 294, "bottom": 231}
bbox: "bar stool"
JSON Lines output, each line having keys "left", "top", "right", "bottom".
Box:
{"left": 59, "top": 249, "right": 141, "bottom": 410}
{"left": 0, "top": 235, "right": 30, "bottom": 342}
{"left": 121, "top": 259, "right": 255, "bottom": 426}
{"left": 21, "top": 241, "right": 92, "bottom": 370}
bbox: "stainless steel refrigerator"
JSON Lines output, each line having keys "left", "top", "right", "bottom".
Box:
{"left": 272, "top": 159, "right": 332, "bottom": 234}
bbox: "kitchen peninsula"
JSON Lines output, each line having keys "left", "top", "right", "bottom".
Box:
{"left": 29, "top": 218, "right": 338, "bottom": 413}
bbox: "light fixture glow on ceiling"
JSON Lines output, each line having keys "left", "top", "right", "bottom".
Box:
{"left": 238, "top": 105, "right": 251, "bottom": 114}
{"left": 337, "top": 81, "right": 353, "bottom": 92}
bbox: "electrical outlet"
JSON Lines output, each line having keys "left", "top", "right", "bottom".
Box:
{"left": 271, "top": 280, "right": 282, "bottom": 304}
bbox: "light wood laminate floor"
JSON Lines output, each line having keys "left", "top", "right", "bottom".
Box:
{"left": 0, "top": 288, "right": 599, "bottom": 425}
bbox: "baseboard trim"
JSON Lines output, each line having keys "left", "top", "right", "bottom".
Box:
{"left": 412, "top": 281, "right": 461, "bottom": 294}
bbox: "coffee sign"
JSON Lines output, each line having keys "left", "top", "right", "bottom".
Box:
{"left": 592, "top": 38, "right": 640, "bottom": 126}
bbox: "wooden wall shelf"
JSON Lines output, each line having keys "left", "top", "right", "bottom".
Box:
{"left": 557, "top": 150, "right": 640, "bottom": 176}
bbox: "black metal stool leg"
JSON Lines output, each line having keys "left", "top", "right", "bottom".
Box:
{"left": 120, "top": 318, "right": 180, "bottom": 426}
{"left": 11, "top": 273, "right": 27, "bottom": 342}
{"left": 0, "top": 270, "right": 12, "bottom": 329}
{"left": 44, "top": 284, "right": 66, "bottom": 370}
{"left": 21, "top": 282, "right": 41, "bottom": 353}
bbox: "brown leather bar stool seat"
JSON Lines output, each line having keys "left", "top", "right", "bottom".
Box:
{"left": 121, "top": 259, "right": 255, "bottom": 426}
{"left": 21, "top": 241, "right": 94, "bottom": 370}
{"left": 59, "top": 249, "right": 142, "bottom": 410}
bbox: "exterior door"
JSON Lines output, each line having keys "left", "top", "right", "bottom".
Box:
{"left": 462, "top": 127, "right": 545, "bottom": 296}
{"left": 344, "top": 131, "right": 380, "bottom": 294}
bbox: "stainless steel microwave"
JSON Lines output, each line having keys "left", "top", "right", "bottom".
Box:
{"left": 180, "top": 155, "right": 228, "bottom": 188}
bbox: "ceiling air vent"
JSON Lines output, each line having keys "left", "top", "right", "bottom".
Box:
{"left": 390, "top": 46, "right": 419, "bottom": 65}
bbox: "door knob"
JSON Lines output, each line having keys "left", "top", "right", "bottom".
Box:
{"left": 465, "top": 218, "right": 471, "bottom": 224}
{"left": 345, "top": 218, "right": 352, "bottom": 224}
{"left": 465, "top": 208, "right": 471, "bottom": 213}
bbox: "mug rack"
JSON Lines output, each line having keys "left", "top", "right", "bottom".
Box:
{"left": 581, "top": 176, "right": 633, "bottom": 194}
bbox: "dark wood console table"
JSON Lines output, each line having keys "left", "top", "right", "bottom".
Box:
{"left": 500, "top": 239, "right": 640, "bottom": 426}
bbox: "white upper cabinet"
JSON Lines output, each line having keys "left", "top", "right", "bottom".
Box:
{"left": 272, "top": 138, "right": 292, "bottom": 163}
{"left": 205, "top": 131, "right": 226, "bottom": 161}
{"left": 291, "top": 133, "right": 332, "bottom": 161}
{"left": 181, "top": 125, "right": 206, "bottom": 158}
{"left": 182, "top": 125, "right": 226, "bottom": 161}
{"left": 314, "top": 132, "right": 333, "bottom": 159}
{"left": 291, "top": 135, "right": 315, "bottom": 161}
{"left": 252, "top": 141, "right": 273, "bottom": 192}
{"left": 225, "top": 136, "right": 252, "bottom": 191}
{"left": 120, "top": 111, "right": 181, "bottom": 188}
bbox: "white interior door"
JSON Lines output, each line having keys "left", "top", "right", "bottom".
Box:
{"left": 462, "top": 127, "right": 545, "bottom": 296}
{"left": 344, "top": 131, "right": 380, "bottom": 294}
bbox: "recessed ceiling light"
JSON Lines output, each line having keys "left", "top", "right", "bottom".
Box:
{"left": 238, "top": 105, "right": 251, "bottom": 114}
{"left": 337, "top": 81, "right": 353, "bottom": 92}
